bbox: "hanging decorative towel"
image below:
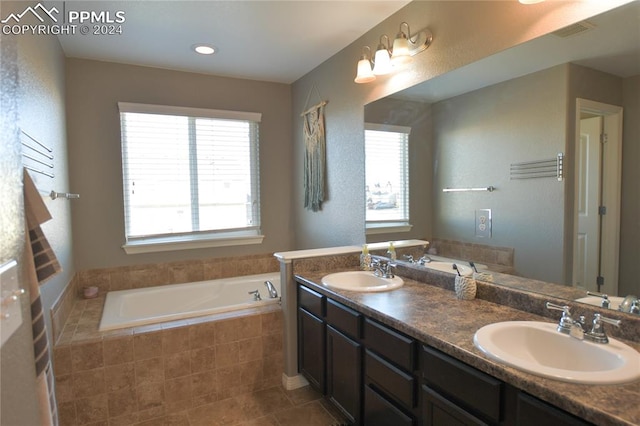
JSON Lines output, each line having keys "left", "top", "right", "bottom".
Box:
{"left": 23, "top": 169, "right": 61, "bottom": 426}
{"left": 301, "top": 84, "right": 328, "bottom": 212}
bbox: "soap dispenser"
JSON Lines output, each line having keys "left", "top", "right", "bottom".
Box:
{"left": 360, "top": 244, "right": 372, "bottom": 271}
{"left": 386, "top": 242, "right": 396, "bottom": 261}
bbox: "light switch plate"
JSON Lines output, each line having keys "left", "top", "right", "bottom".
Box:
{"left": 475, "top": 209, "right": 492, "bottom": 238}
{"left": 1, "top": 260, "right": 23, "bottom": 347}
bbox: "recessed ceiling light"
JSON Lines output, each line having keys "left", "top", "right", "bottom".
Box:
{"left": 192, "top": 44, "right": 216, "bottom": 55}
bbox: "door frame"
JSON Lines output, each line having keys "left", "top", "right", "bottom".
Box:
{"left": 572, "top": 98, "right": 622, "bottom": 295}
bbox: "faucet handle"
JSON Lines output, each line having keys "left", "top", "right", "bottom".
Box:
{"left": 585, "top": 314, "right": 621, "bottom": 344}
{"left": 546, "top": 302, "right": 574, "bottom": 334}
{"left": 586, "top": 291, "right": 611, "bottom": 309}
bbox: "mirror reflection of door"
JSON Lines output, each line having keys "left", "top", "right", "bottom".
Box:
{"left": 573, "top": 99, "right": 622, "bottom": 296}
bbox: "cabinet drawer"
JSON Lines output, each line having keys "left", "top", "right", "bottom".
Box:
{"left": 298, "top": 284, "right": 325, "bottom": 318}
{"left": 422, "top": 385, "right": 489, "bottom": 426}
{"left": 422, "top": 346, "right": 502, "bottom": 423}
{"left": 364, "top": 318, "right": 416, "bottom": 371}
{"left": 366, "top": 350, "right": 416, "bottom": 410}
{"left": 364, "top": 384, "right": 415, "bottom": 426}
{"left": 326, "top": 298, "right": 362, "bottom": 339}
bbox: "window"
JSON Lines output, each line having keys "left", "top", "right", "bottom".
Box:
{"left": 365, "top": 123, "right": 411, "bottom": 234}
{"left": 118, "top": 102, "right": 263, "bottom": 253}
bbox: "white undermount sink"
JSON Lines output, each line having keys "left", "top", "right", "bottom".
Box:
{"left": 473, "top": 321, "right": 640, "bottom": 384}
{"left": 321, "top": 271, "right": 404, "bottom": 292}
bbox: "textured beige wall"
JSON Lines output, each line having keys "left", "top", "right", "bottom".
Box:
{"left": 433, "top": 65, "right": 568, "bottom": 283}
{"left": 290, "top": 0, "right": 632, "bottom": 250}
{"left": 66, "top": 59, "right": 293, "bottom": 270}
{"left": 1, "top": 1, "right": 72, "bottom": 423}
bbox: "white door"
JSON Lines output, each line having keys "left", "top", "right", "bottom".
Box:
{"left": 574, "top": 116, "right": 601, "bottom": 292}
{"left": 573, "top": 99, "right": 622, "bottom": 296}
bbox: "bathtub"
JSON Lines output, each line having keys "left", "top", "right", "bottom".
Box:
{"left": 99, "top": 272, "right": 281, "bottom": 331}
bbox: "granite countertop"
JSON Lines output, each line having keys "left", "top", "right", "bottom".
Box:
{"left": 295, "top": 269, "right": 640, "bottom": 426}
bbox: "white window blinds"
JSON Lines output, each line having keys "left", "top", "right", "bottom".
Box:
{"left": 118, "top": 103, "right": 262, "bottom": 247}
{"left": 365, "top": 123, "right": 410, "bottom": 224}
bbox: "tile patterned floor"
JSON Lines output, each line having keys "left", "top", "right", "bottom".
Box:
{"left": 143, "top": 385, "right": 348, "bottom": 426}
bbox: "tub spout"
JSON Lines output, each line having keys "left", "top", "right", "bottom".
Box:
{"left": 264, "top": 280, "right": 278, "bottom": 298}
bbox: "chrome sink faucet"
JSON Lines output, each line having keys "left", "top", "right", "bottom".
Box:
{"left": 546, "top": 302, "right": 621, "bottom": 344}
{"left": 372, "top": 259, "right": 396, "bottom": 279}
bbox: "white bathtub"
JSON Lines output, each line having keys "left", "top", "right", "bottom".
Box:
{"left": 99, "top": 272, "right": 281, "bottom": 331}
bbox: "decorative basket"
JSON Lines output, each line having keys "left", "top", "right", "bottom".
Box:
{"left": 454, "top": 276, "right": 477, "bottom": 300}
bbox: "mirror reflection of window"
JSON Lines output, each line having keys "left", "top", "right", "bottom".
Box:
{"left": 364, "top": 124, "right": 410, "bottom": 226}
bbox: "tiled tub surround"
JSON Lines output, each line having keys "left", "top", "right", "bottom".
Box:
{"left": 50, "top": 253, "right": 309, "bottom": 425}
{"left": 54, "top": 303, "right": 286, "bottom": 425}
{"left": 295, "top": 261, "right": 640, "bottom": 426}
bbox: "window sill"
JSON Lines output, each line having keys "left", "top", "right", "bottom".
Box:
{"left": 365, "top": 222, "right": 413, "bottom": 235}
{"left": 122, "top": 232, "right": 265, "bottom": 254}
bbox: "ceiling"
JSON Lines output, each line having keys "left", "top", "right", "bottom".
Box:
{"left": 52, "top": 0, "right": 411, "bottom": 84}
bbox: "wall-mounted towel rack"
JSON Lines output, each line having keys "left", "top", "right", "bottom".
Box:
{"left": 510, "top": 153, "right": 564, "bottom": 181}
{"left": 21, "top": 129, "right": 54, "bottom": 179}
{"left": 442, "top": 186, "right": 496, "bottom": 193}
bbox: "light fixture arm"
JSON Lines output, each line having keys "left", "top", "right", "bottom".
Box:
{"left": 397, "top": 21, "right": 432, "bottom": 56}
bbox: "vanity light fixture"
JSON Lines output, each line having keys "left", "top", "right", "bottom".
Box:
{"left": 192, "top": 44, "right": 216, "bottom": 55}
{"left": 354, "top": 46, "right": 376, "bottom": 83}
{"left": 354, "top": 22, "right": 433, "bottom": 84}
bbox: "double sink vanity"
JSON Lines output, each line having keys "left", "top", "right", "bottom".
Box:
{"left": 289, "top": 246, "right": 639, "bottom": 426}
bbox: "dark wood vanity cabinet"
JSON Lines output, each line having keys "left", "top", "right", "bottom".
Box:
{"left": 297, "top": 284, "right": 363, "bottom": 424}
{"left": 297, "top": 285, "right": 326, "bottom": 392}
{"left": 297, "top": 282, "right": 595, "bottom": 426}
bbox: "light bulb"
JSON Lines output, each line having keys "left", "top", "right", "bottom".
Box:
{"left": 373, "top": 48, "right": 392, "bottom": 75}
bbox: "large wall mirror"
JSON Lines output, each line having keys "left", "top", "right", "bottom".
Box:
{"left": 364, "top": 2, "right": 639, "bottom": 312}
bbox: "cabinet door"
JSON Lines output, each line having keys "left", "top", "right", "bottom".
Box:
{"left": 422, "top": 385, "right": 488, "bottom": 426}
{"left": 327, "top": 325, "right": 362, "bottom": 424}
{"left": 364, "top": 384, "right": 415, "bottom": 426}
{"left": 298, "top": 308, "right": 325, "bottom": 392}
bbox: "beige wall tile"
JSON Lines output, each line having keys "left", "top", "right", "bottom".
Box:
{"left": 190, "top": 370, "right": 217, "bottom": 397}
{"left": 75, "top": 394, "right": 108, "bottom": 424}
{"left": 107, "top": 388, "right": 138, "bottom": 418}
{"left": 215, "top": 341, "right": 239, "bottom": 367}
{"left": 162, "top": 327, "right": 190, "bottom": 355}
{"left": 71, "top": 341, "right": 104, "bottom": 372}
{"left": 136, "top": 381, "right": 165, "bottom": 411}
{"left": 57, "top": 400, "right": 77, "bottom": 426}
{"left": 104, "top": 363, "right": 135, "bottom": 392}
{"left": 72, "top": 368, "right": 105, "bottom": 398}
{"left": 103, "top": 335, "right": 133, "bottom": 366}
{"left": 53, "top": 346, "right": 73, "bottom": 376}
{"left": 135, "top": 357, "right": 164, "bottom": 385}
{"left": 164, "top": 376, "right": 192, "bottom": 404}
{"left": 133, "top": 331, "right": 163, "bottom": 360}
{"left": 215, "top": 315, "right": 261, "bottom": 344}
{"left": 188, "top": 322, "right": 216, "bottom": 349}
{"left": 239, "top": 337, "right": 263, "bottom": 363}
{"left": 55, "top": 374, "right": 74, "bottom": 403}
{"left": 164, "top": 352, "right": 192, "bottom": 379}
{"left": 190, "top": 346, "right": 216, "bottom": 373}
